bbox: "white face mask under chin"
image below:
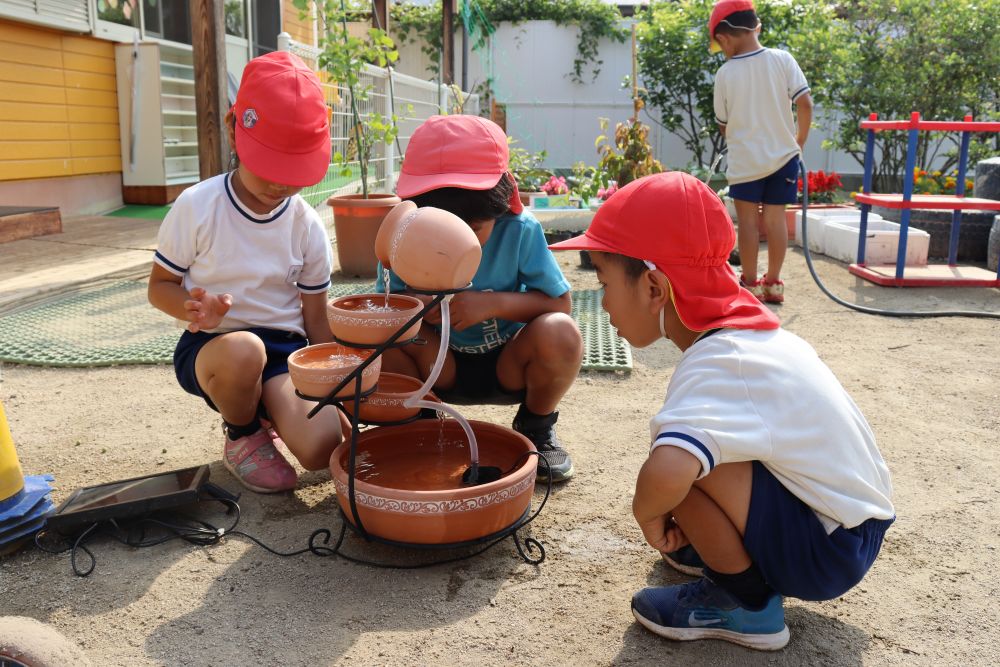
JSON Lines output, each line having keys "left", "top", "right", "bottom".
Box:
{"left": 643, "top": 260, "right": 668, "bottom": 339}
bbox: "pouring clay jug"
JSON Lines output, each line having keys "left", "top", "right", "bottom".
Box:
{"left": 375, "top": 202, "right": 482, "bottom": 291}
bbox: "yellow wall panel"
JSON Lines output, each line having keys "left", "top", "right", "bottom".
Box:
{"left": 0, "top": 101, "right": 67, "bottom": 123}
{"left": 2, "top": 62, "right": 64, "bottom": 87}
{"left": 71, "top": 156, "right": 120, "bottom": 175}
{"left": 61, "top": 35, "right": 112, "bottom": 58}
{"left": 283, "top": 4, "right": 314, "bottom": 46}
{"left": 70, "top": 140, "right": 118, "bottom": 158}
{"left": 0, "top": 23, "right": 120, "bottom": 181}
{"left": 0, "top": 20, "right": 62, "bottom": 49}
{"left": 65, "top": 105, "right": 119, "bottom": 124}
{"left": 0, "top": 141, "right": 71, "bottom": 160}
{"left": 0, "top": 159, "right": 71, "bottom": 180}
{"left": 62, "top": 52, "right": 115, "bottom": 75}
{"left": 0, "top": 41, "right": 63, "bottom": 68}
{"left": 0, "top": 122, "right": 69, "bottom": 141}
{"left": 0, "top": 82, "right": 66, "bottom": 105}
{"left": 64, "top": 70, "right": 116, "bottom": 92}
{"left": 69, "top": 124, "right": 119, "bottom": 141}
{"left": 65, "top": 88, "right": 117, "bottom": 108}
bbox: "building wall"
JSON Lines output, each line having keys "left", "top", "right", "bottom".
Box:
{"left": 0, "top": 19, "right": 121, "bottom": 183}
{"left": 283, "top": 2, "right": 314, "bottom": 46}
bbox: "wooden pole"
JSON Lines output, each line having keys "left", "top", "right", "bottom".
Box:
{"left": 190, "top": 0, "right": 229, "bottom": 179}
{"left": 442, "top": 0, "right": 455, "bottom": 85}
{"left": 373, "top": 0, "right": 388, "bottom": 32}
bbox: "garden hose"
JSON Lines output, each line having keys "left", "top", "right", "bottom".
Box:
{"left": 797, "top": 161, "right": 1000, "bottom": 319}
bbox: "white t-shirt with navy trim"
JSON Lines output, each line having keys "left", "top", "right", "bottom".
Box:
{"left": 649, "top": 328, "right": 894, "bottom": 533}
{"left": 714, "top": 47, "right": 809, "bottom": 184}
{"left": 153, "top": 172, "right": 332, "bottom": 336}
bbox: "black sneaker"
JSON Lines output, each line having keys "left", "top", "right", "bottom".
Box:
{"left": 512, "top": 406, "right": 574, "bottom": 483}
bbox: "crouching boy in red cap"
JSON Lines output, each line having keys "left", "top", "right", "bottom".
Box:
{"left": 550, "top": 172, "right": 894, "bottom": 650}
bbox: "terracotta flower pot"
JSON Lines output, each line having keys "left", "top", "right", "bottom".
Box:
{"left": 341, "top": 372, "right": 438, "bottom": 423}
{"left": 330, "top": 420, "right": 536, "bottom": 544}
{"left": 375, "top": 202, "right": 482, "bottom": 291}
{"left": 287, "top": 342, "right": 381, "bottom": 399}
{"left": 327, "top": 293, "right": 424, "bottom": 346}
{"left": 329, "top": 193, "right": 401, "bottom": 279}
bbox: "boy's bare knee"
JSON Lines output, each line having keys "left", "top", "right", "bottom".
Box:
{"left": 533, "top": 313, "right": 583, "bottom": 362}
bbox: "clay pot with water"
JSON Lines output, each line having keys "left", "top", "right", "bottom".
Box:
{"left": 375, "top": 201, "right": 482, "bottom": 291}
{"left": 327, "top": 293, "right": 424, "bottom": 345}
{"left": 330, "top": 420, "right": 536, "bottom": 544}
{"left": 287, "top": 343, "right": 381, "bottom": 399}
{"left": 342, "top": 373, "right": 440, "bottom": 423}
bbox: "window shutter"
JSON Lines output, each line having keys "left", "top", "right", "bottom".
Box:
{"left": 0, "top": 0, "right": 91, "bottom": 33}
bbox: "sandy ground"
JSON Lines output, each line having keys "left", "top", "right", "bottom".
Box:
{"left": 1, "top": 248, "right": 999, "bottom": 666}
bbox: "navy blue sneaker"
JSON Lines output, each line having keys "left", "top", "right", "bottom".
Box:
{"left": 631, "top": 578, "right": 789, "bottom": 651}
{"left": 661, "top": 544, "right": 705, "bottom": 577}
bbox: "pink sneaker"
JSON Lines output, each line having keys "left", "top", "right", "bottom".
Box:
{"left": 740, "top": 275, "right": 765, "bottom": 302}
{"left": 762, "top": 278, "right": 785, "bottom": 304}
{"left": 223, "top": 428, "right": 297, "bottom": 493}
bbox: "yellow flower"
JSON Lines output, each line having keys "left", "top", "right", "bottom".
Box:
{"left": 933, "top": 170, "right": 941, "bottom": 177}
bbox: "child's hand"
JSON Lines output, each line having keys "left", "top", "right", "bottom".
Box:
{"left": 660, "top": 517, "right": 690, "bottom": 554}
{"left": 184, "top": 287, "right": 232, "bottom": 333}
{"left": 638, "top": 514, "right": 689, "bottom": 554}
{"left": 446, "top": 292, "right": 495, "bottom": 331}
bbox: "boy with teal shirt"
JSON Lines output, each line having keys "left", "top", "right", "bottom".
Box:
{"left": 375, "top": 115, "right": 583, "bottom": 483}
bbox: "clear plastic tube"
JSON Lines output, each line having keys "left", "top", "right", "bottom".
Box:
{"left": 401, "top": 298, "right": 479, "bottom": 465}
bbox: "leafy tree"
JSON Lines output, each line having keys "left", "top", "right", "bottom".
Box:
{"left": 295, "top": 0, "right": 401, "bottom": 197}
{"left": 818, "top": 0, "right": 1000, "bottom": 190}
{"left": 635, "top": 0, "right": 842, "bottom": 171}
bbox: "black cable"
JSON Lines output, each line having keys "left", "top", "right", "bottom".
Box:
{"left": 798, "top": 161, "right": 1000, "bottom": 319}
{"left": 34, "top": 456, "right": 551, "bottom": 576}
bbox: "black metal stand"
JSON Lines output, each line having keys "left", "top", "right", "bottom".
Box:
{"left": 300, "top": 285, "right": 549, "bottom": 565}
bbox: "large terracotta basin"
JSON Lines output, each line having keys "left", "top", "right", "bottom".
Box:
{"left": 342, "top": 372, "right": 438, "bottom": 423}
{"left": 327, "top": 293, "right": 423, "bottom": 346}
{"left": 330, "top": 420, "right": 536, "bottom": 544}
{"left": 287, "top": 342, "right": 381, "bottom": 399}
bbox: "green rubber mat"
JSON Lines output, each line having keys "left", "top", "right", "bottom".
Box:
{"left": 105, "top": 204, "right": 172, "bottom": 220}
{"left": 0, "top": 280, "right": 631, "bottom": 371}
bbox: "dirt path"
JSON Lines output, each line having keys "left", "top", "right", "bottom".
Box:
{"left": 1, "top": 250, "right": 998, "bottom": 666}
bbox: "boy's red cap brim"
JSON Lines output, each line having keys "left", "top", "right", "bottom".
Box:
{"left": 550, "top": 173, "right": 779, "bottom": 332}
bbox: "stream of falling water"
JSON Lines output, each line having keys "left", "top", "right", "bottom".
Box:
{"left": 382, "top": 266, "right": 391, "bottom": 307}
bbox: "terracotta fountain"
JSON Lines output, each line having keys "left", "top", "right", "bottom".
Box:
{"left": 288, "top": 203, "right": 543, "bottom": 552}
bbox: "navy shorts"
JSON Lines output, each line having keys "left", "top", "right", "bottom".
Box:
{"left": 743, "top": 461, "right": 894, "bottom": 601}
{"left": 728, "top": 156, "right": 800, "bottom": 205}
{"left": 434, "top": 344, "right": 526, "bottom": 406}
{"left": 173, "top": 327, "right": 308, "bottom": 412}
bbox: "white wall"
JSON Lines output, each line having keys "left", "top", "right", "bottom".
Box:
{"left": 393, "top": 20, "right": 864, "bottom": 176}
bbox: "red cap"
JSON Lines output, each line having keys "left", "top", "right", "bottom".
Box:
{"left": 231, "top": 51, "right": 331, "bottom": 187}
{"left": 708, "top": 0, "right": 755, "bottom": 52}
{"left": 396, "top": 115, "right": 523, "bottom": 215}
{"left": 549, "top": 172, "right": 779, "bottom": 332}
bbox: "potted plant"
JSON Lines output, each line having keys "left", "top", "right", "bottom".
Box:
{"left": 595, "top": 116, "right": 663, "bottom": 189}
{"left": 507, "top": 139, "right": 551, "bottom": 207}
{"left": 300, "top": 0, "right": 403, "bottom": 278}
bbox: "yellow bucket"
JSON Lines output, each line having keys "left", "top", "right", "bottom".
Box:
{"left": 0, "top": 400, "right": 25, "bottom": 503}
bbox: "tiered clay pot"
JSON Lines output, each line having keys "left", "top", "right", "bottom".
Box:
{"left": 330, "top": 420, "right": 536, "bottom": 544}
{"left": 288, "top": 343, "right": 381, "bottom": 399}
{"left": 342, "top": 373, "right": 438, "bottom": 423}
{"left": 375, "top": 201, "right": 482, "bottom": 291}
{"left": 327, "top": 293, "right": 424, "bottom": 345}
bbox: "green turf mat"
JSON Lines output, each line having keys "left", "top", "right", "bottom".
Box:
{"left": 0, "top": 280, "right": 631, "bottom": 371}
{"left": 106, "top": 204, "right": 172, "bottom": 221}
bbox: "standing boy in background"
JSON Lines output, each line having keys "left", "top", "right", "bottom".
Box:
{"left": 711, "top": 0, "right": 813, "bottom": 303}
